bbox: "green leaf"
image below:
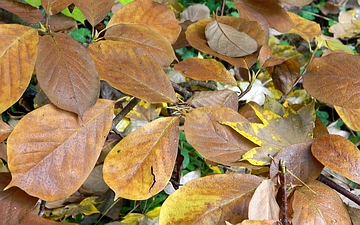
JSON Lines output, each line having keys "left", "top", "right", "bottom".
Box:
{"left": 62, "top": 7, "right": 86, "bottom": 24}
{"left": 24, "top": 0, "right": 41, "bottom": 7}
{"left": 70, "top": 28, "right": 91, "bottom": 43}
{"left": 118, "top": 0, "right": 135, "bottom": 5}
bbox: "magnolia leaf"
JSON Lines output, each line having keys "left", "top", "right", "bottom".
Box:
{"left": 186, "top": 16, "right": 266, "bottom": 68}
{"left": 184, "top": 106, "right": 257, "bottom": 167}
{"left": 205, "top": 20, "right": 257, "bottom": 57}
{"left": 0, "top": 24, "right": 38, "bottom": 114}
{"left": 292, "top": 180, "right": 351, "bottom": 225}
{"left": 269, "top": 59, "right": 300, "bottom": 94}
{"left": 174, "top": 58, "right": 237, "bottom": 85}
{"left": 103, "top": 117, "right": 180, "bottom": 200}
{"left": 36, "top": 32, "right": 100, "bottom": 117}
{"left": 222, "top": 101, "right": 315, "bottom": 165}
{"left": 303, "top": 52, "right": 360, "bottom": 109}
{"left": 88, "top": 40, "right": 177, "bottom": 104}
{"left": 41, "top": 0, "right": 72, "bottom": 15}
{"left": 6, "top": 99, "right": 114, "bottom": 201}
{"left": 107, "top": 0, "right": 181, "bottom": 44}
{"left": 279, "top": 0, "right": 312, "bottom": 6}
{"left": 187, "top": 90, "right": 238, "bottom": 111}
{"left": 248, "top": 179, "right": 279, "bottom": 221}
{"left": 234, "top": 0, "right": 294, "bottom": 33}
{"left": 180, "top": 4, "right": 210, "bottom": 22}
{"left": 269, "top": 141, "right": 323, "bottom": 185}
{"left": 334, "top": 106, "right": 360, "bottom": 131}
{"left": 311, "top": 134, "right": 360, "bottom": 184}
{"left": 104, "top": 24, "right": 176, "bottom": 67}
{"left": 0, "top": 0, "right": 44, "bottom": 23}
{"left": 287, "top": 12, "right": 321, "bottom": 43}
{"left": 73, "top": 0, "right": 113, "bottom": 26}
{"left": 0, "top": 121, "right": 12, "bottom": 142}
{"left": 159, "top": 174, "right": 263, "bottom": 225}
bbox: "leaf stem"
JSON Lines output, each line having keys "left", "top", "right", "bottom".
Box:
{"left": 112, "top": 97, "right": 141, "bottom": 132}
{"left": 279, "top": 160, "right": 289, "bottom": 225}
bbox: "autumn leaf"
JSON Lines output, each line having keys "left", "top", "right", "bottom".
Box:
{"left": 0, "top": 120, "right": 12, "bottom": 142}
{"left": 279, "top": 0, "right": 312, "bottom": 6}
{"left": 269, "top": 59, "right": 300, "bottom": 94}
{"left": 107, "top": 0, "right": 181, "bottom": 44}
{"left": 5, "top": 99, "right": 114, "bottom": 201}
{"left": 315, "top": 35, "right": 354, "bottom": 55}
{"left": 287, "top": 12, "right": 322, "bottom": 43}
{"left": 292, "top": 180, "right": 352, "bottom": 225}
{"left": 329, "top": 9, "right": 360, "bottom": 39}
{"left": 0, "top": 24, "right": 38, "bottom": 114}
{"left": 36, "top": 32, "right": 100, "bottom": 117}
{"left": 221, "top": 101, "right": 315, "bottom": 165}
{"left": 334, "top": 106, "right": 360, "bottom": 131}
{"left": 88, "top": 40, "right": 177, "bottom": 104}
{"left": 174, "top": 58, "right": 237, "bottom": 85}
{"left": 205, "top": 20, "right": 258, "bottom": 57}
{"left": 184, "top": 106, "right": 257, "bottom": 167}
{"left": 311, "top": 134, "right": 360, "bottom": 184}
{"left": 103, "top": 117, "right": 180, "bottom": 200}
{"left": 303, "top": 52, "right": 360, "bottom": 109}
{"left": 0, "top": 0, "right": 44, "bottom": 23}
{"left": 186, "top": 16, "right": 266, "bottom": 68}
{"left": 41, "top": 0, "right": 72, "bottom": 15}
{"left": 180, "top": 4, "right": 210, "bottom": 22}
{"left": 73, "top": 0, "right": 113, "bottom": 26}
{"left": 248, "top": 179, "right": 279, "bottom": 221}
{"left": 187, "top": 90, "right": 238, "bottom": 111}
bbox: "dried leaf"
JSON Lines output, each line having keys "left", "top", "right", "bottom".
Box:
{"left": 6, "top": 99, "right": 114, "bottom": 201}
{"left": 180, "top": 4, "right": 210, "bottom": 22}
{"left": 270, "top": 59, "right": 300, "bottom": 94}
{"left": 103, "top": 117, "right": 180, "bottom": 200}
{"left": 174, "top": 58, "right": 237, "bottom": 85}
{"left": 0, "top": 143, "right": 7, "bottom": 161}
{"left": 0, "top": 24, "right": 38, "bottom": 114}
{"left": 205, "top": 20, "right": 257, "bottom": 57}
{"left": 238, "top": 220, "right": 278, "bottom": 225}
{"left": 347, "top": 206, "right": 360, "bottom": 225}
{"left": 311, "top": 134, "right": 360, "bottom": 184}
{"left": 248, "top": 179, "right": 279, "bottom": 221}
{"left": 292, "top": 180, "right": 352, "bottom": 225}
{"left": 36, "top": 33, "right": 100, "bottom": 117}
{"left": 259, "top": 45, "right": 287, "bottom": 68}
{"left": 0, "top": 120, "right": 12, "bottom": 142}
{"left": 41, "top": 0, "right": 72, "bottom": 15}
{"left": 0, "top": 0, "right": 44, "bottom": 23}
{"left": 159, "top": 174, "right": 263, "bottom": 224}
{"left": 107, "top": 0, "right": 181, "bottom": 44}
{"left": 334, "top": 106, "right": 360, "bottom": 131}
{"left": 73, "top": 0, "right": 113, "bottom": 26}
{"left": 82, "top": 165, "right": 109, "bottom": 195}
{"left": 22, "top": 213, "right": 76, "bottom": 225}
{"left": 303, "top": 52, "right": 360, "bottom": 109}
{"left": 186, "top": 16, "right": 266, "bottom": 68}
{"left": 269, "top": 141, "right": 323, "bottom": 185}
{"left": 187, "top": 90, "right": 238, "bottom": 111}
{"left": 88, "top": 40, "right": 177, "bottom": 103}
{"left": 104, "top": 23, "right": 176, "bottom": 67}
{"left": 48, "top": 14, "right": 77, "bottom": 32}
{"left": 315, "top": 35, "right": 354, "bottom": 55}
{"left": 234, "top": 0, "right": 294, "bottom": 33}
{"left": 279, "top": 0, "right": 312, "bottom": 6}
{"left": 329, "top": 10, "right": 360, "bottom": 39}
{"left": 184, "top": 106, "right": 256, "bottom": 166}
{"left": 287, "top": 12, "right": 322, "bottom": 43}
{"left": 222, "top": 101, "right": 315, "bottom": 165}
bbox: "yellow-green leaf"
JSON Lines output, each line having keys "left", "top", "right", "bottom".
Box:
{"left": 221, "top": 101, "right": 315, "bottom": 165}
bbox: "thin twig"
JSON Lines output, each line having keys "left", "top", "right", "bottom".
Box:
{"left": 112, "top": 97, "right": 140, "bottom": 132}
{"left": 279, "top": 160, "right": 289, "bottom": 225}
{"left": 318, "top": 174, "right": 360, "bottom": 206}
{"left": 178, "top": 80, "right": 217, "bottom": 91}
{"left": 38, "top": 200, "right": 46, "bottom": 216}
{"left": 0, "top": 8, "right": 41, "bottom": 28}
{"left": 172, "top": 82, "right": 193, "bottom": 100}
{"left": 221, "top": 0, "right": 226, "bottom": 16}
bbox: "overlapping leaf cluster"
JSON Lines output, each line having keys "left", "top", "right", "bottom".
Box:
{"left": 0, "top": 0, "right": 360, "bottom": 224}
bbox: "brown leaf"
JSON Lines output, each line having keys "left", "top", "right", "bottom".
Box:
{"left": 0, "top": 24, "right": 38, "bottom": 114}
{"left": 180, "top": 4, "right": 210, "bottom": 22}
{"left": 234, "top": 0, "right": 294, "bottom": 33}
{"left": 313, "top": 116, "right": 329, "bottom": 139}
{"left": 288, "top": 12, "right": 322, "bottom": 43}
{"left": 239, "top": 220, "right": 278, "bottom": 225}
{"left": 81, "top": 165, "right": 109, "bottom": 195}
{"left": 248, "top": 179, "right": 279, "bottom": 221}
{"left": 103, "top": 117, "right": 180, "bottom": 200}
{"left": 205, "top": 20, "right": 257, "bottom": 57}
{"left": 5, "top": 99, "right": 114, "bottom": 201}
{"left": 292, "top": 180, "right": 352, "bottom": 225}
{"left": 41, "top": 0, "right": 72, "bottom": 15}
{"left": 269, "top": 141, "right": 323, "bottom": 185}
{"left": 22, "top": 213, "right": 76, "bottom": 225}
{"left": 73, "top": 0, "right": 113, "bottom": 26}
{"left": 346, "top": 206, "right": 360, "bottom": 225}
{"left": 303, "top": 52, "right": 360, "bottom": 109}
{"left": 311, "top": 134, "right": 360, "bottom": 184}
{"left": 0, "top": 173, "right": 38, "bottom": 225}
{"left": 184, "top": 106, "right": 256, "bottom": 166}
{"left": 259, "top": 45, "right": 287, "bottom": 68}
{"left": 0, "top": 120, "right": 12, "bottom": 142}
{"left": 48, "top": 14, "right": 77, "bottom": 32}
{"left": 104, "top": 23, "right": 176, "bottom": 67}
{"left": 269, "top": 59, "right": 300, "bottom": 94}
{"left": 88, "top": 40, "right": 177, "bottom": 104}
{"left": 187, "top": 90, "right": 238, "bottom": 111}
{"left": 0, "top": 0, "right": 44, "bottom": 23}
{"left": 280, "top": 0, "right": 312, "bottom": 6}
{"left": 0, "top": 143, "right": 7, "bottom": 161}
{"left": 172, "top": 20, "right": 192, "bottom": 49}
{"left": 186, "top": 16, "right": 266, "bottom": 68}
{"left": 159, "top": 174, "right": 264, "bottom": 224}
{"left": 334, "top": 106, "right": 360, "bottom": 131}
{"left": 107, "top": 0, "right": 181, "bottom": 44}
{"left": 36, "top": 33, "right": 100, "bottom": 117}
{"left": 174, "top": 58, "right": 237, "bottom": 85}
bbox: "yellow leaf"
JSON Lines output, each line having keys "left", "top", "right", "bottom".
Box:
{"left": 145, "top": 206, "right": 161, "bottom": 219}
{"left": 287, "top": 12, "right": 321, "bottom": 43}
{"left": 121, "top": 213, "right": 145, "bottom": 225}
{"left": 315, "top": 35, "right": 353, "bottom": 55}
